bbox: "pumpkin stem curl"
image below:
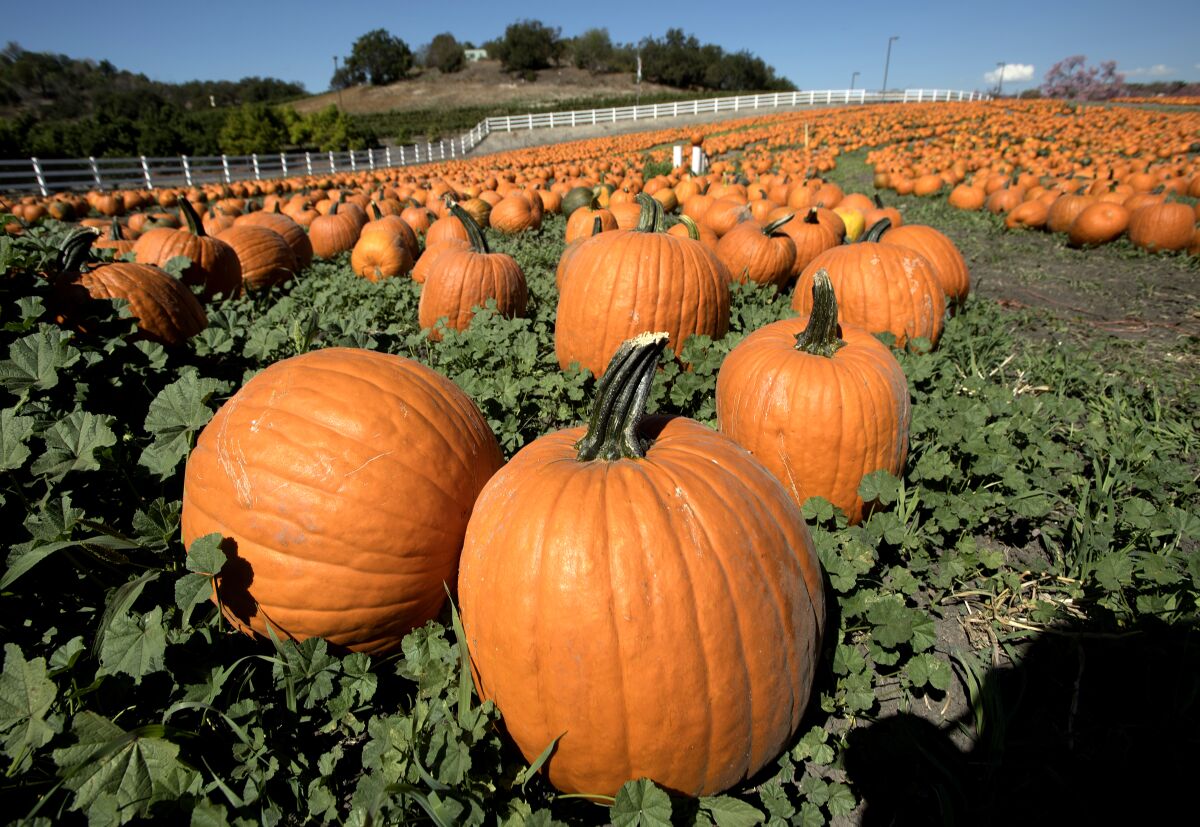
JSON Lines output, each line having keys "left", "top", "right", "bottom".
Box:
{"left": 763, "top": 213, "right": 795, "bottom": 235}
{"left": 448, "top": 202, "right": 490, "bottom": 254}
{"left": 179, "top": 197, "right": 206, "bottom": 237}
{"left": 56, "top": 228, "right": 99, "bottom": 275}
{"left": 863, "top": 217, "right": 892, "bottom": 242}
{"left": 575, "top": 332, "right": 669, "bottom": 462}
{"left": 633, "top": 193, "right": 666, "bottom": 234}
{"left": 678, "top": 215, "right": 702, "bottom": 241}
{"left": 794, "top": 270, "right": 845, "bottom": 357}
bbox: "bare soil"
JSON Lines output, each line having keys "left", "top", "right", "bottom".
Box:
{"left": 294, "top": 60, "right": 680, "bottom": 116}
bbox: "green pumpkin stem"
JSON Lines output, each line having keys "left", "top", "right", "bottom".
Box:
{"left": 633, "top": 193, "right": 666, "bottom": 234}
{"left": 575, "top": 332, "right": 670, "bottom": 462}
{"left": 56, "top": 228, "right": 98, "bottom": 275}
{"left": 678, "top": 215, "right": 702, "bottom": 240}
{"left": 804, "top": 209, "right": 820, "bottom": 225}
{"left": 369, "top": 202, "right": 383, "bottom": 221}
{"left": 449, "top": 202, "right": 489, "bottom": 254}
{"left": 590, "top": 214, "right": 603, "bottom": 238}
{"left": 763, "top": 213, "right": 795, "bottom": 235}
{"left": 794, "top": 270, "right": 845, "bottom": 357}
{"left": 179, "top": 197, "right": 206, "bottom": 236}
{"left": 863, "top": 217, "right": 892, "bottom": 242}
{"left": 873, "top": 193, "right": 885, "bottom": 209}
{"left": 108, "top": 217, "right": 122, "bottom": 241}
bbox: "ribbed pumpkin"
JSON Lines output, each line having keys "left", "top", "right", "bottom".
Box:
{"left": 458, "top": 333, "right": 825, "bottom": 798}
{"left": 363, "top": 203, "right": 420, "bottom": 262}
{"left": 715, "top": 214, "right": 797, "bottom": 289}
{"left": 235, "top": 206, "right": 313, "bottom": 270}
{"left": 418, "top": 204, "right": 528, "bottom": 338}
{"left": 880, "top": 223, "right": 971, "bottom": 312}
{"left": 565, "top": 204, "right": 617, "bottom": 243}
{"left": 718, "top": 272, "right": 910, "bottom": 523}
{"left": 350, "top": 224, "right": 414, "bottom": 282}
{"left": 556, "top": 194, "right": 731, "bottom": 376}
{"left": 217, "top": 225, "right": 297, "bottom": 291}
{"left": 1004, "top": 199, "right": 1050, "bottom": 230}
{"left": 1127, "top": 202, "right": 1195, "bottom": 252}
{"left": 132, "top": 198, "right": 241, "bottom": 301}
{"left": 92, "top": 217, "right": 136, "bottom": 257}
{"left": 861, "top": 194, "right": 903, "bottom": 230}
{"left": 54, "top": 230, "right": 207, "bottom": 347}
{"left": 666, "top": 214, "right": 720, "bottom": 253}
{"left": 489, "top": 191, "right": 543, "bottom": 233}
{"left": 1046, "top": 191, "right": 1095, "bottom": 234}
{"left": 309, "top": 202, "right": 361, "bottom": 259}
{"left": 181, "top": 347, "right": 503, "bottom": 655}
{"left": 556, "top": 215, "right": 603, "bottom": 289}
{"left": 792, "top": 220, "right": 945, "bottom": 349}
{"left": 1068, "top": 202, "right": 1130, "bottom": 247}
{"left": 777, "top": 209, "right": 840, "bottom": 277}
{"left": 948, "top": 185, "right": 986, "bottom": 211}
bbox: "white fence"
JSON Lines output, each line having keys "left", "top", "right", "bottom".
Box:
{"left": 1, "top": 89, "right": 985, "bottom": 195}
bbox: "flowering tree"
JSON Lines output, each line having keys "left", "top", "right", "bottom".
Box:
{"left": 1041, "top": 55, "right": 1126, "bottom": 100}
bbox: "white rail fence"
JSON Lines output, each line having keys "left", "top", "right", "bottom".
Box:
{"left": 2, "top": 89, "right": 985, "bottom": 195}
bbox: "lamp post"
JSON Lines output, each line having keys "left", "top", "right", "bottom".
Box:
{"left": 995, "top": 62, "right": 1007, "bottom": 97}
{"left": 851, "top": 71, "right": 860, "bottom": 90}
{"left": 882, "top": 36, "right": 899, "bottom": 93}
{"left": 333, "top": 56, "right": 344, "bottom": 110}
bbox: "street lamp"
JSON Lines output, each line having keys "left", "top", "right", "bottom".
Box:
{"left": 995, "top": 62, "right": 1007, "bottom": 97}
{"left": 851, "top": 71, "right": 860, "bottom": 90}
{"left": 333, "top": 56, "right": 344, "bottom": 110}
{"left": 882, "top": 36, "right": 899, "bottom": 93}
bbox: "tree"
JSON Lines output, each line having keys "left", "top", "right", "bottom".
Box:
{"left": 493, "top": 20, "right": 563, "bottom": 75}
{"left": 571, "top": 28, "right": 615, "bottom": 73}
{"left": 333, "top": 29, "right": 413, "bottom": 88}
{"left": 1041, "top": 56, "right": 1125, "bottom": 101}
{"left": 425, "top": 33, "right": 465, "bottom": 73}
{"left": 219, "top": 103, "right": 289, "bottom": 154}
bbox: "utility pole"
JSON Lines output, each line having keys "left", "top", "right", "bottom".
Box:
{"left": 851, "top": 71, "right": 860, "bottom": 90}
{"left": 333, "top": 56, "right": 344, "bottom": 110}
{"left": 882, "top": 36, "right": 899, "bottom": 93}
{"left": 995, "top": 62, "right": 1007, "bottom": 97}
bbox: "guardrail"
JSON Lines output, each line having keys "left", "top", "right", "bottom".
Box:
{"left": 1, "top": 89, "right": 985, "bottom": 195}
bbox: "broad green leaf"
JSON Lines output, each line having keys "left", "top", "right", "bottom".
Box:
{"left": 907, "top": 653, "right": 953, "bottom": 692}
{"left": 0, "top": 407, "right": 35, "bottom": 470}
{"left": 98, "top": 606, "right": 167, "bottom": 684}
{"left": 825, "top": 783, "right": 856, "bottom": 817}
{"left": 0, "top": 327, "right": 80, "bottom": 393}
{"left": 190, "top": 801, "right": 231, "bottom": 827}
{"left": 611, "top": 778, "right": 672, "bottom": 827}
{"left": 31, "top": 410, "right": 117, "bottom": 480}
{"left": 698, "top": 795, "right": 764, "bottom": 826}
{"left": 185, "top": 533, "right": 227, "bottom": 576}
{"left": 2, "top": 539, "right": 79, "bottom": 590}
{"left": 0, "top": 643, "right": 61, "bottom": 770}
{"left": 139, "top": 370, "right": 225, "bottom": 479}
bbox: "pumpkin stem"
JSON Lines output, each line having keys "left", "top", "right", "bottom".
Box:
{"left": 863, "top": 217, "right": 892, "bottom": 242}
{"left": 575, "top": 332, "right": 670, "bottom": 462}
{"left": 56, "top": 228, "right": 98, "bottom": 275}
{"left": 179, "top": 197, "right": 206, "bottom": 237}
{"left": 449, "top": 202, "right": 489, "bottom": 254}
{"left": 804, "top": 208, "right": 820, "bottom": 225}
{"left": 633, "top": 193, "right": 666, "bottom": 234}
{"left": 763, "top": 213, "right": 795, "bottom": 235}
{"left": 369, "top": 202, "right": 383, "bottom": 221}
{"left": 678, "top": 215, "right": 701, "bottom": 240}
{"left": 589, "top": 214, "right": 603, "bottom": 238}
{"left": 108, "top": 216, "right": 122, "bottom": 241}
{"left": 794, "top": 271, "right": 845, "bottom": 357}
{"left": 873, "top": 193, "right": 885, "bottom": 209}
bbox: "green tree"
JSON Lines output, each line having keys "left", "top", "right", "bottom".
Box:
{"left": 219, "top": 103, "right": 288, "bottom": 154}
{"left": 494, "top": 20, "right": 563, "bottom": 75}
{"left": 286, "top": 105, "right": 368, "bottom": 152}
{"left": 425, "top": 33, "right": 465, "bottom": 73}
{"left": 570, "top": 28, "right": 615, "bottom": 73}
{"left": 334, "top": 29, "right": 413, "bottom": 88}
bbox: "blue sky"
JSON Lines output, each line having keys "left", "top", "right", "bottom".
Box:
{"left": 7, "top": 0, "right": 1198, "bottom": 95}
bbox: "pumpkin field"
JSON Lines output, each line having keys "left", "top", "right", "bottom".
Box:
{"left": 1, "top": 98, "right": 1198, "bottom": 825}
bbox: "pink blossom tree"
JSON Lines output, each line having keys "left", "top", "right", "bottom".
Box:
{"left": 1041, "top": 55, "right": 1126, "bottom": 100}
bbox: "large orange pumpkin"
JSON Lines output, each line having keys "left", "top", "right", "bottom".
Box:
{"left": 458, "top": 333, "right": 825, "bottom": 797}
{"left": 555, "top": 194, "right": 730, "bottom": 376}
{"left": 717, "top": 272, "right": 910, "bottom": 523}
{"left": 181, "top": 347, "right": 503, "bottom": 655}
{"left": 880, "top": 223, "right": 971, "bottom": 312}
{"left": 132, "top": 198, "right": 241, "bottom": 301}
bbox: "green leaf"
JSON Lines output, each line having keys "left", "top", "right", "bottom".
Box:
{"left": 0, "top": 643, "right": 62, "bottom": 770}
{"left": 53, "top": 712, "right": 197, "bottom": 822}
{"left": 186, "top": 533, "right": 227, "bottom": 576}
{"left": 858, "top": 470, "right": 900, "bottom": 506}
{"left": 0, "top": 327, "right": 81, "bottom": 393}
{"left": 139, "top": 370, "right": 225, "bottom": 479}
{"left": 190, "top": 801, "right": 231, "bottom": 827}
{"left": 0, "top": 407, "right": 36, "bottom": 470}
{"left": 611, "top": 778, "right": 673, "bottom": 827}
{"left": 98, "top": 606, "right": 167, "bottom": 684}
{"left": 516, "top": 732, "right": 563, "bottom": 791}
{"left": 825, "top": 783, "right": 856, "bottom": 817}
{"left": 31, "top": 410, "right": 117, "bottom": 480}
{"left": 698, "top": 795, "right": 765, "bottom": 826}
{"left": 907, "top": 653, "right": 953, "bottom": 691}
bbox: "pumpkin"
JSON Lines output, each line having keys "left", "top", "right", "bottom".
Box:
{"left": 561, "top": 186, "right": 596, "bottom": 218}
{"left": 309, "top": 201, "right": 361, "bottom": 259}
{"left": 555, "top": 194, "right": 731, "bottom": 376}
{"left": 53, "top": 230, "right": 207, "bottom": 347}
{"left": 1046, "top": 191, "right": 1095, "bottom": 234}
{"left": 458, "top": 333, "right": 825, "bottom": 797}
{"left": 418, "top": 203, "right": 528, "bottom": 338}
{"left": 489, "top": 191, "right": 543, "bottom": 233}
{"left": 717, "top": 271, "right": 910, "bottom": 523}
{"left": 776, "top": 209, "right": 840, "bottom": 277}
{"left": 235, "top": 205, "right": 313, "bottom": 270}
{"left": 1004, "top": 199, "right": 1050, "bottom": 230}
{"left": 180, "top": 347, "right": 503, "bottom": 655}
{"left": 565, "top": 203, "right": 618, "bottom": 242}
{"left": 880, "top": 223, "right": 971, "bottom": 312}
{"left": 665, "top": 214, "right": 720, "bottom": 253}
{"left": 715, "top": 214, "right": 797, "bottom": 289}
{"left": 92, "top": 217, "right": 137, "bottom": 257}
{"left": 1068, "top": 202, "right": 1130, "bottom": 247}
{"left": 350, "top": 223, "right": 415, "bottom": 282}
{"left": 217, "top": 225, "right": 298, "bottom": 291}
{"left": 556, "top": 214, "right": 603, "bottom": 290}
{"left": 1127, "top": 202, "right": 1195, "bottom": 252}
{"left": 861, "top": 194, "right": 903, "bottom": 230}
{"left": 792, "top": 220, "right": 945, "bottom": 349}
{"left": 132, "top": 198, "right": 242, "bottom": 301}
{"left": 948, "top": 185, "right": 986, "bottom": 211}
